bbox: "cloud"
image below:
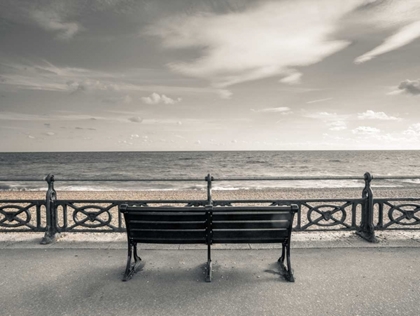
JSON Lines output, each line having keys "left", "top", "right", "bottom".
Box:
{"left": 403, "top": 123, "right": 420, "bottom": 136}
{"left": 352, "top": 126, "right": 381, "bottom": 134}
{"left": 217, "top": 89, "right": 233, "bottom": 99}
{"left": 128, "top": 116, "right": 143, "bottom": 123}
{"left": 396, "top": 79, "right": 420, "bottom": 96}
{"left": 0, "top": 61, "right": 236, "bottom": 98}
{"left": 279, "top": 72, "right": 302, "bottom": 85}
{"left": 66, "top": 79, "right": 123, "bottom": 94}
{"left": 32, "top": 9, "right": 81, "bottom": 40}
{"left": 328, "top": 121, "right": 347, "bottom": 131}
{"left": 148, "top": 0, "right": 361, "bottom": 87}
{"left": 304, "top": 111, "right": 348, "bottom": 130}
{"left": 357, "top": 110, "right": 400, "bottom": 120}
{"left": 355, "top": 21, "right": 420, "bottom": 64}
{"left": 141, "top": 92, "right": 181, "bottom": 104}
{"left": 304, "top": 111, "right": 339, "bottom": 119}
{"left": 352, "top": 1, "right": 420, "bottom": 64}
{"left": 306, "top": 98, "right": 333, "bottom": 104}
{"left": 251, "top": 107, "right": 291, "bottom": 113}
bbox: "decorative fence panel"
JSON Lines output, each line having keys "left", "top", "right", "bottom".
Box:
{"left": 0, "top": 200, "right": 46, "bottom": 232}
{"left": 0, "top": 172, "right": 419, "bottom": 243}
{"left": 374, "top": 198, "right": 420, "bottom": 230}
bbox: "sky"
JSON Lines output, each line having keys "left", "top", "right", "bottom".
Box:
{"left": 0, "top": 0, "right": 420, "bottom": 152}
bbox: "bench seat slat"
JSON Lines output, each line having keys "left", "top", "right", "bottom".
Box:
{"left": 126, "top": 213, "right": 206, "bottom": 222}
{"left": 129, "top": 229, "right": 205, "bottom": 241}
{"left": 213, "top": 213, "right": 292, "bottom": 221}
{"left": 129, "top": 221, "right": 205, "bottom": 230}
{"left": 212, "top": 238, "right": 287, "bottom": 243}
{"left": 212, "top": 220, "right": 290, "bottom": 229}
{"left": 213, "top": 228, "right": 288, "bottom": 241}
{"left": 131, "top": 238, "right": 206, "bottom": 244}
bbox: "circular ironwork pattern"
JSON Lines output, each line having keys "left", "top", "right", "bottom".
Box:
{"left": 307, "top": 204, "right": 347, "bottom": 227}
{"left": 0, "top": 205, "right": 31, "bottom": 228}
{"left": 73, "top": 205, "right": 112, "bottom": 228}
{"left": 388, "top": 204, "right": 420, "bottom": 226}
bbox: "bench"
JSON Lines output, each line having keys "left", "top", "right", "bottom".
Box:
{"left": 119, "top": 203, "right": 298, "bottom": 282}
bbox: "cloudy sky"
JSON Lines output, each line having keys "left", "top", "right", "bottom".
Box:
{"left": 1, "top": 0, "right": 420, "bottom": 151}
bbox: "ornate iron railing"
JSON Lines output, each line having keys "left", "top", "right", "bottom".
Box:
{"left": 0, "top": 200, "right": 46, "bottom": 232}
{"left": 0, "top": 173, "right": 419, "bottom": 244}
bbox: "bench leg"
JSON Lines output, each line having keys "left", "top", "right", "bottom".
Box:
{"left": 205, "top": 244, "right": 212, "bottom": 282}
{"left": 122, "top": 241, "right": 141, "bottom": 282}
{"left": 278, "top": 240, "right": 295, "bottom": 282}
{"left": 206, "top": 260, "right": 212, "bottom": 282}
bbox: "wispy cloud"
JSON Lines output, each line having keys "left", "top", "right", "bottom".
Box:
{"left": 148, "top": 0, "right": 362, "bottom": 88}
{"left": 304, "top": 111, "right": 339, "bottom": 119}
{"left": 355, "top": 21, "right": 420, "bottom": 64}
{"left": 279, "top": 72, "right": 302, "bottom": 85}
{"left": 32, "top": 9, "right": 82, "bottom": 40}
{"left": 0, "top": 60, "right": 230, "bottom": 98}
{"left": 357, "top": 110, "right": 401, "bottom": 121}
{"left": 251, "top": 107, "right": 291, "bottom": 113}
{"left": 0, "top": 111, "right": 107, "bottom": 122}
{"left": 306, "top": 98, "right": 333, "bottom": 104}
{"left": 353, "top": 1, "right": 420, "bottom": 64}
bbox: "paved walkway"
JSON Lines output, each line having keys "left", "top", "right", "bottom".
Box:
{"left": 1, "top": 231, "right": 420, "bottom": 316}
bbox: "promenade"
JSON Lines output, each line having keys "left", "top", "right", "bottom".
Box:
{"left": 1, "top": 231, "right": 420, "bottom": 316}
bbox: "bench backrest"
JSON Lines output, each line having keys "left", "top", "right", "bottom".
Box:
{"left": 212, "top": 206, "right": 296, "bottom": 243}
{"left": 119, "top": 204, "right": 298, "bottom": 244}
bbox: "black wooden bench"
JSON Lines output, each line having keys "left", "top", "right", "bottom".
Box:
{"left": 119, "top": 204, "right": 298, "bottom": 282}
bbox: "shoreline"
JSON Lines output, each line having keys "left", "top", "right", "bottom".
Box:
{"left": 0, "top": 186, "right": 419, "bottom": 200}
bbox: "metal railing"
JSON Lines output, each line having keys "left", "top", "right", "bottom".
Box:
{"left": 0, "top": 172, "right": 419, "bottom": 244}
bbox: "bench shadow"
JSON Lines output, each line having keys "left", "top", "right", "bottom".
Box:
{"left": 263, "top": 262, "right": 293, "bottom": 283}
{"left": 112, "top": 259, "right": 290, "bottom": 284}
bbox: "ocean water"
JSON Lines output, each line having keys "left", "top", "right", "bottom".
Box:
{"left": 0, "top": 151, "right": 419, "bottom": 191}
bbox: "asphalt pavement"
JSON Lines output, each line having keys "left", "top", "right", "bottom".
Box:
{"left": 1, "top": 232, "right": 420, "bottom": 316}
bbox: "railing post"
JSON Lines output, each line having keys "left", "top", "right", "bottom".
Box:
{"left": 356, "top": 172, "right": 378, "bottom": 242}
{"left": 41, "top": 174, "right": 59, "bottom": 244}
{"left": 205, "top": 173, "right": 214, "bottom": 205}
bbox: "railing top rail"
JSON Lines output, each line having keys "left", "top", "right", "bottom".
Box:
{"left": 0, "top": 175, "right": 420, "bottom": 182}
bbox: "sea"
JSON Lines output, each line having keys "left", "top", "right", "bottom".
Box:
{"left": 0, "top": 151, "right": 419, "bottom": 191}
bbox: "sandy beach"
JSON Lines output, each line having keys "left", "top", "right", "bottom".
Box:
{"left": 0, "top": 186, "right": 419, "bottom": 201}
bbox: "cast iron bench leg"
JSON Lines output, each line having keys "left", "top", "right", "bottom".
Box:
{"left": 122, "top": 241, "right": 141, "bottom": 282}
{"left": 205, "top": 244, "right": 212, "bottom": 282}
{"left": 278, "top": 240, "right": 295, "bottom": 282}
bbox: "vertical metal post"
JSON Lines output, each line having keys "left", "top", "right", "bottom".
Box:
{"left": 41, "top": 174, "right": 59, "bottom": 244}
{"left": 356, "top": 172, "right": 378, "bottom": 242}
{"left": 205, "top": 205, "right": 213, "bottom": 282}
{"left": 205, "top": 173, "right": 214, "bottom": 205}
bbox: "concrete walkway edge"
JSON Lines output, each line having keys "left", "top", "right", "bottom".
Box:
{"left": 1, "top": 230, "right": 420, "bottom": 249}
